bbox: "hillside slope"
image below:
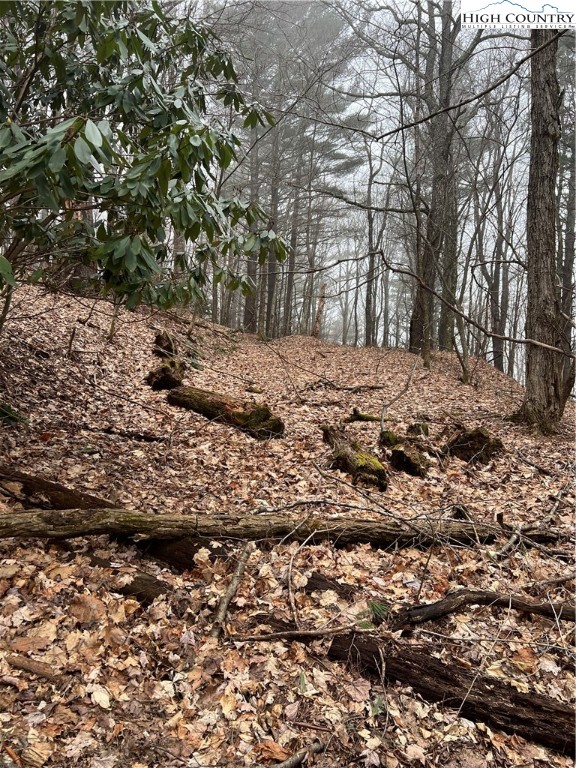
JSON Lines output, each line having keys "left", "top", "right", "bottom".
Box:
{"left": 0, "top": 288, "right": 574, "bottom": 767}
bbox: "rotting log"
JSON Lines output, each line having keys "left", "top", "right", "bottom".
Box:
{"left": 321, "top": 424, "right": 388, "bottom": 490}
{"left": 167, "top": 386, "right": 284, "bottom": 440}
{"left": 0, "top": 508, "right": 501, "bottom": 548}
{"left": 328, "top": 634, "right": 575, "bottom": 756}
{"left": 0, "top": 466, "right": 114, "bottom": 509}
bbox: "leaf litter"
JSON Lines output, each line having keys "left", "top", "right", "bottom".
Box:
{"left": 0, "top": 287, "right": 574, "bottom": 767}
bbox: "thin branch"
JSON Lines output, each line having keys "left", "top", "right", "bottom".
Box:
{"left": 210, "top": 542, "right": 255, "bottom": 638}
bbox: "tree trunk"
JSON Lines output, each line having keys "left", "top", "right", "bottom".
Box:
{"left": 167, "top": 386, "right": 285, "bottom": 439}
{"left": 328, "top": 634, "right": 574, "bottom": 756}
{"left": 514, "top": 30, "right": 575, "bottom": 432}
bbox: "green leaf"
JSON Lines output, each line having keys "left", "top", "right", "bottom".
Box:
{"left": 0, "top": 255, "right": 15, "bottom": 286}
{"left": 73, "top": 136, "right": 93, "bottom": 165}
{"left": 48, "top": 146, "right": 66, "bottom": 173}
{"left": 85, "top": 119, "right": 102, "bottom": 148}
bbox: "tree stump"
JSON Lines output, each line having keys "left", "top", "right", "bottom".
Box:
{"left": 167, "top": 386, "right": 285, "bottom": 439}
{"left": 390, "top": 444, "right": 430, "bottom": 477}
{"left": 146, "top": 359, "right": 185, "bottom": 391}
{"left": 321, "top": 424, "right": 388, "bottom": 490}
{"left": 153, "top": 330, "right": 177, "bottom": 358}
{"left": 443, "top": 426, "right": 503, "bottom": 464}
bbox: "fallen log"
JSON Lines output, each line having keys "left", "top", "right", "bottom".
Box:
{"left": 0, "top": 466, "right": 114, "bottom": 509}
{"left": 167, "top": 386, "right": 284, "bottom": 439}
{"left": 321, "top": 424, "right": 388, "bottom": 490}
{"left": 0, "top": 507, "right": 499, "bottom": 548}
{"left": 389, "top": 588, "right": 576, "bottom": 628}
{"left": 328, "top": 633, "right": 575, "bottom": 756}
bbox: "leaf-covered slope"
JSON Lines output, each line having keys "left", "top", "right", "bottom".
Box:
{"left": 0, "top": 287, "right": 574, "bottom": 767}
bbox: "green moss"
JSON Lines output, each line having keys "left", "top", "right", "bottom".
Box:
{"left": 379, "top": 429, "right": 399, "bottom": 448}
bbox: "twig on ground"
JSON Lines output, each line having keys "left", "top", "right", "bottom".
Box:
{"left": 210, "top": 542, "right": 255, "bottom": 638}
{"left": 530, "top": 571, "right": 576, "bottom": 592}
{"left": 265, "top": 740, "right": 326, "bottom": 768}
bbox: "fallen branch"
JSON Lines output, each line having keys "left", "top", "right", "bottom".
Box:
{"left": 530, "top": 571, "right": 576, "bottom": 593}
{"left": 6, "top": 654, "right": 61, "bottom": 681}
{"left": 266, "top": 741, "right": 325, "bottom": 768}
{"left": 328, "top": 633, "right": 575, "bottom": 756}
{"left": 0, "top": 466, "right": 114, "bottom": 509}
{"left": 389, "top": 589, "right": 575, "bottom": 629}
{"left": 210, "top": 542, "right": 255, "bottom": 638}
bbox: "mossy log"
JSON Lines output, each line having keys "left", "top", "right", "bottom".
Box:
{"left": 167, "top": 386, "right": 284, "bottom": 439}
{"left": 321, "top": 424, "right": 388, "bottom": 490}
{"left": 0, "top": 507, "right": 501, "bottom": 548}
{"left": 343, "top": 407, "right": 380, "bottom": 423}
{"left": 328, "top": 634, "right": 574, "bottom": 756}
{"left": 443, "top": 426, "right": 504, "bottom": 464}
{"left": 390, "top": 444, "right": 430, "bottom": 477}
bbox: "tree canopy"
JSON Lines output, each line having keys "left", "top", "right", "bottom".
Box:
{"left": 0, "top": 0, "right": 285, "bottom": 310}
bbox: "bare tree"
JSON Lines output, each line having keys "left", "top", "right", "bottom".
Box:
{"left": 514, "top": 30, "right": 575, "bottom": 432}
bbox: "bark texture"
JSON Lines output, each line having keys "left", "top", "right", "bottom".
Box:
{"left": 515, "top": 30, "right": 575, "bottom": 432}
{"left": 0, "top": 466, "right": 114, "bottom": 509}
{"left": 167, "top": 386, "right": 284, "bottom": 439}
{"left": 321, "top": 424, "right": 388, "bottom": 490}
{"left": 0, "top": 507, "right": 499, "bottom": 548}
{"left": 328, "top": 634, "right": 574, "bottom": 756}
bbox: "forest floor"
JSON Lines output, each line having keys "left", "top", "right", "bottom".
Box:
{"left": 0, "top": 287, "right": 574, "bottom": 768}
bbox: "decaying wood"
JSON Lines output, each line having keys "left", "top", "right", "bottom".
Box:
{"left": 443, "top": 425, "right": 504, "bottom": 464}
{"left": 210, "top": 542, "right": 255, "bottom": 638}
{"left": 268, "top": 741, "right": 325, "bottom": 768}
{"left": 321, "top": 424, "right": 388, "bottom": 490}
{"left": 0, "top": 507, "right": 501, "bottom": 548}
{"left": 167, "top": 386, "right": 285, "bottom": 439}
{"left": 0, "top": 466, "right": 114, "bottom": 509}
{"left": 389, "top": 444, "right": 430, "bottom": 477}
{"left": 328, "top": 633, "right": 575, "bottom": 756}
{"left": 146, "top": 359, "right": 185, "bottom": 391}
{"left": 343, "top": 407, "right": 379, "bottom": 423}
{"left": 153, "top": 330, "right": 177, "bottom": 358}
{"left": 389, "top": 588, "right": 575, "bottom": 629}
